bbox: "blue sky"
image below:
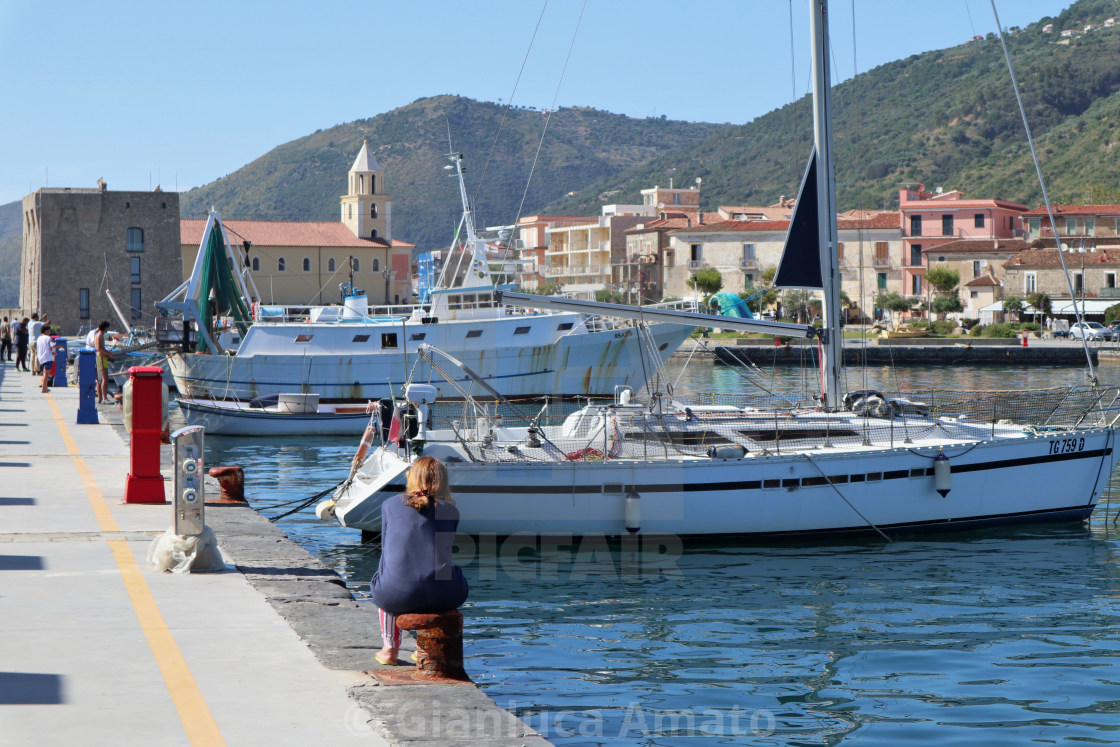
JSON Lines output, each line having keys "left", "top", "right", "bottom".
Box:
{"left": 0, "top": 0, "right": 1077, "bottom": 205}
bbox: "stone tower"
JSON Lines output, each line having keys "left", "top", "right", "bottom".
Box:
{"left": 340, "top": 140, "right": 391, "bottom": 241}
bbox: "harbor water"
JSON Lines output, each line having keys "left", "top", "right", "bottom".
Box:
{"left": 189, "top": 361, "right": 1120, "bottom": 745}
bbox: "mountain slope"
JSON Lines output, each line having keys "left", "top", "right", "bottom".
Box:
{"left": 179, "top": 96, "right": 726, "bottom": 249}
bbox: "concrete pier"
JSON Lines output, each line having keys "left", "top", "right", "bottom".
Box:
{"left": 0, "top": 364, "right": 548, "bottom": 745}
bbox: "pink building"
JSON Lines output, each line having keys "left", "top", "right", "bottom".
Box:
{"left": 899, "top": 185, "right": 1027, "bottom": 300}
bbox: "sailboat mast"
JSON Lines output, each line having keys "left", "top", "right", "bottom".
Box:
{"left": 810, "top": 0, "right": 844, "bottom": 408}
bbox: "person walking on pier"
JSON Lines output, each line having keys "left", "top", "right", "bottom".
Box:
{"left": 28, "top": 314, "right": 43, "bottom": 375}
{"left": 36, "top": 323, "right": 56, "bottom": 393}
{"left": 370, "top": 456, "right": 468, "bottom": 666}
{"left": 0, "top": 317, "right": 10, "bottom": 362}
{"left": 92, "top": 321, "right": 116, "bottom": 404}
{"left": 14, "top": 317, "right": 30, "bottom": 371}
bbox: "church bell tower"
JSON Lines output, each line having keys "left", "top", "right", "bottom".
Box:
{"left": 341, "top": 140, "right": 391, "bottom": 241}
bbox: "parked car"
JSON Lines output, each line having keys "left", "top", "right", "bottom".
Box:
{"left": 1109, "top": 322, "right": 1120, "bottom": 340}
{"left": 1069, "top": 321, "right": 1112, "bottom": 341}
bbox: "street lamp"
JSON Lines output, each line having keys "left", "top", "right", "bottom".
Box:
{"left": 382, "top": 268, "right": 396, "bottom": 307}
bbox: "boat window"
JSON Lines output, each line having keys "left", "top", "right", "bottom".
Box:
{"left": 849, "top": 474, "right": 866, "bottom": 483}
{"left": 381, "top": 333, "right": 398, "bottom": 349}
{"left": 884, "top": 470, "right": 908, "bottom": 480}
{"left": 829, "top": 475, "right": 848, "bottom": 484}
{"left": 742, "top": 481, "right": 761, "bottom": 490}
{"left": 352, "top": 335, "right": 370, "bottom": 343}
{"left": 409, "top": 333, "right": 426, "bottom": 342}
{"left": 448, "top": 295, "right": 462, "bottom": 310}
{"left": 737, "top": 428, "right": 858, "bottom": 441}
{"left": 909, "top": 468, "right": 929, "bottom": 478}
{"left": 295, "top": 334, "right": 313, "bottom": 343}
{"left": 866, "top": 472, "right": 882, "bottom": 482}
{"left": 465, "top": 330, "right": 483, "bottom": 339}
{"left": 762, "top": 479, "right": 781, "bottom": 489}
{"left": 514, "top": 326, "right": 531, "bottom": 335}
{"left": 557, "top": 322, "right": 574, "bottom": 331}
{"left": 478, "top": 293, "right": 493, "bottom": 306}
{"left": 781, "top": 479, "right": 799, "bottom": 489}
{"left": 801, "top": 476, "right": 829, "bottom": 487}
{"left": 659, "top": 343, "right": 669, "bottom": 351}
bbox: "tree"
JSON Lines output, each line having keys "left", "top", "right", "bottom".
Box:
{"left": 876, "top": 292, "right": 914, "bottom": 329}
{"left": 535, "top": 281, "right": 564, "bottom": 296}
{"left": 782, "top": 289, "right": 815, "bottom": 323}
{"left": 1002, "top": 296, "right": 1025, "bottom": 320}
{"left": 931, "top": 295, "right": 963, "bottom": 315}
{"left": 926, "top": 265, "right": 960, "bottom": 294}
{"left": 1026, "top": 292, "right": 1051, "bottom": 322}
{"left": 687, "top": 267, "right": 723, "bottom": 296}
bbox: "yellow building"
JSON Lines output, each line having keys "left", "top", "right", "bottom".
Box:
{"left": 181, "top": 141, "right": 413, "bottom": 306}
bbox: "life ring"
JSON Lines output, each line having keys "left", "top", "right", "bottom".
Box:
{"left": 353, "top": 424, "right": 376, "bottom": 467}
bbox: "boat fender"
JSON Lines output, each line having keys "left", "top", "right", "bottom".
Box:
{"left": 353, "top": 424, "right": 376, "bottom": 467}
{"left": 933, "top": 452, "right": 951, "bottom": 497}
{"left": 844, "top": 389, "right": 886, "bottom": 411}
{"left": 315, "top": 499, "right": 337, "bottom": 521}
{"left": 402, "top": 403, "right": 420, "bottom": 441}
{"left": 376, "top": 399, "right": 394, "bottom": 442}
{"left": 624, "top": 490, "right": 641, "bottom": 534}
{"left": 707, "top": 444, "right": 748, "bottom": 459}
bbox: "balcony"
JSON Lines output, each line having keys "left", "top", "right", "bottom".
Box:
{"left": 872, "top": 256, "right": 891, "bottom": 269}
{"left": 687, "top": 259, "right": 703, "bottom": 270}
{"left": 739, "top": 258, "right": 757, "bottom": 270}
{"left": 548, "top": 264, "right": 611, "bottom": 278}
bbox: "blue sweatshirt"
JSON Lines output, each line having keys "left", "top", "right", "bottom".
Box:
{"left": 370, "top": 494, "right": 468, "bottom": 615}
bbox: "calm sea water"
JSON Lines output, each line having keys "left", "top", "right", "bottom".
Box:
{"left": 190, "top": 361, "right": 1120, "bottom": 745}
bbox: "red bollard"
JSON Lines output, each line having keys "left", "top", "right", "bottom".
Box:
{"left": 1022, "top": 329, "right": 1029, "bottom": 348}
{"left": 774, "top": 336, "right": 781, "bottom": 347}
{"left": 124, "top": 366, "right": 167, "bottom": 504}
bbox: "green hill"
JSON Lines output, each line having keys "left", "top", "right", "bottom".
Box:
{"left": 179, "top": 95, "right": 726, "bottom": 250}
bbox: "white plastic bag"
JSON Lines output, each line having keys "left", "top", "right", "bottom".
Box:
{"left": 147, "top": 525, "right": 226, "bottom": 573}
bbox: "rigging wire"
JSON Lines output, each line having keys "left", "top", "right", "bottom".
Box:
{"left": 514, "top": 0, "right": 588, "bottom": 225}
{"left": 470, "top": 0, "right": 549, "bottom": 213}
{"left": 989, "top": 0, "right": 1096, "bottom": 383}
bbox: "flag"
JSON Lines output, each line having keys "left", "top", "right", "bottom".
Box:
{"left": 388, "top": 406, "right": 402, "bottom": 442}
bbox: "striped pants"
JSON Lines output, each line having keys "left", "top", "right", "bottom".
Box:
{"left": 379, "top": 608, "right": 400, "bottom": 649}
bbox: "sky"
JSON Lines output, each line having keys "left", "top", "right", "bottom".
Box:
{"left": 0, "top": 0, "right": 1079, "bottom": 206}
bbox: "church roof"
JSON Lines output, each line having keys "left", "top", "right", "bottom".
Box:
{"left": 181, "top": 219, "right": 413, "bottom": 249}
{"left": 350, "top": 140, "right": 381, "bottom": 173}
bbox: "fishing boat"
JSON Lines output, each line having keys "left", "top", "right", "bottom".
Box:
{"left": 317, "top": 1, "right": 1120, "bottom": 540}
{"left": 157, "top": 153, "right": 695, "bottom": 401}
{"left": 176, "top": 394, "right": 373, "bottom": 436}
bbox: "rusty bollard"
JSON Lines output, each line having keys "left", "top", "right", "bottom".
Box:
{"left": 208, "top": 465, "right": 246, "bottom": 502}
{"left": 396, "top": 610, "right": 469, "bottom": 681}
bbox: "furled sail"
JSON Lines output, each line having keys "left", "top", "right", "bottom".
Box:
{"left": 774, "top": 148, "right": 823, "bottom": 290}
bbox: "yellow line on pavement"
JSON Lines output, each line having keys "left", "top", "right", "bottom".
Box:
{"left": 46, "top": 393, "right": 226, "bottom": 746}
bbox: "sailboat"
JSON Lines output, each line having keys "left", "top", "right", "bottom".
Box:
{"left": 318, "top": 1, "right": 1120, "bottom": 539}
{"left": 157, "top": 153, "right": 695, "bottom": 401}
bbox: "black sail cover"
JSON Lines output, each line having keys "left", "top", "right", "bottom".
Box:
{"left": 774, "top": 149, "right": 823, "bottom": 289}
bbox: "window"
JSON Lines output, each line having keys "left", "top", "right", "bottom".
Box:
{"left": 1025, "top": 273, "right": 1037, "bottom": 293}
{"left": 295, "top": 334, "right": 313, "bottom": 343}
{"left": 370, "top": 229, "right": 378, "bottom": 240}
{"left": 972, "top": 261, "right": 981, "bottom": 278}
{"left": 875, "top": 242, "right": 888, "bottom": 260}
{"left": 327, "top": 257, "right": 336, "bottom": 272}
{"left": 351, "top": 257, "right": 359, "bottom": 272}
{"left": 1066, "top": 217, "right": 1080, "bottom": 234}
{"left": 514, "top": 326, "right": 531, "bottom": 335}
{"left": 877, "top": 272, "right": 887, "bottom": 291}
{"left": 352, "top": 334, "right": 370, "bottom": 343}
{"left": 1107, "top": 272, "right": 1116, "bottom": 289}
{"left": 942, "top": 214, "right": 954, "bottom": 236}
{"left": 911, "top": 275, "right": 922, "bottom": 295}
{"left": 302, "top": 257, "right": 311, "bottom": 272}
{"left": 974, "top": 214, "right": 985, "bottom": 228}
{"left": 381, "top": 333, "right": 398, "bottom": 349}
{"left": 348, "top": 204, "right": 353, "bottom": 219}
{"left": 371, "top": 258, "right": 381, "bottom": 272}
{"left": 130, "top": 256, "right": 141, "bottom": 284}
{"left": 251, "top": 257, "right": 260, "bottom": 272}
{"left": 910, "top": 244, "right": 923, "bottom": 266}
{"left": 1074, "top": 272, "right": 1084, "bottom": 295}
{"left": 742, "top": 243, "right": 755, "bottom": 261}
{"left": 557, "top": 322, "right": 574, "bottom": 331}
{"left": 690, "top": 244, "right": 702, "bottom": 261}
{"left": 837, "top": 242, "right": 844, "bottom": 260}
{"left": 278, "top": 257, "right": 286, "bottom": 272}
{"left": 126, "top": 227, "right": 144, "bottom": 252}
{"left": 359, "top": 175, "right": 364, "bottom": 193}
{"left": 130, "top": 288, "right": 142, "bottom": 319}
{"left": 971, "top": 291, "right": 979, "bottom": 298}
{"left": 1086, "top": 217, "right": 1096, "bottom": 236}
{"left": 744, "top": 274, "right": 754, "bottom": 286}
{"left": 371, "top": 203, "right": 378, "bottom": 219}
{"left": 910, "top": 215, "right": 922, "bottom": 236}
{"left": 371, "top": 175, "right": 376, "bottom": 193}
{"left": 1028, "top": 218, "right": 1041, "bottom": 235}
{"left": 409, "top": 333, "right": 426, "bottom": 342}
{"left": 79, "top": 288, "right": 90, "bottom": 320}
{"left": 465, "top": 329, "right": 483, "bottom": 338}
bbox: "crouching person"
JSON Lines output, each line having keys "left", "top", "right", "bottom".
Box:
{"left": 371, "top": 456, "right": 468, "bottom": 666}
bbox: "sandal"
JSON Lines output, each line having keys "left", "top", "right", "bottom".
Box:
{"left": 375, "top": 652, "right": 400, "bottom": 666}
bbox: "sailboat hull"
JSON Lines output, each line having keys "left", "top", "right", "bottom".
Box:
{"left": 333, "top": 429, "right": 1115, "bottom": 538}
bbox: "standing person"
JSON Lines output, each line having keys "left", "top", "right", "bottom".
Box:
{"left": 36, "top": 323, "right": 56, "bottom": 393}
{"left": 370, "top": 456, "right": 468, "bottom": 666}
{"left": 14, "top": 317, "right": 30, "bottom": 372}
{"left": 92, "top": 321, "right": 116, "bottom": 404}
{"left": 28, "top": 314, "right": 43, "bottom": 375}
{"left": 0, "top": 317, "right": 10, "bottom": 362}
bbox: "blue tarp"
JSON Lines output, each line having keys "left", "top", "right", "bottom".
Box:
{"left": 709, "top": 292, "right": 755, "bottom": 319}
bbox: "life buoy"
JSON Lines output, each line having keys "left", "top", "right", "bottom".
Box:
{"left": 353, "top": 424, "right": 376, "bottom": 467}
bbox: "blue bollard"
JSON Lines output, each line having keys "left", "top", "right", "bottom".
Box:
{"left": 76, "top": 348, "right": 98, "bottom": 424}
{"left": 52, "top": 337, "right": 68, "bottom": 387}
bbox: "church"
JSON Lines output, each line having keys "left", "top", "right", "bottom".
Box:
{"left": 180, "top": 141, "right": 414, "bottom": 306}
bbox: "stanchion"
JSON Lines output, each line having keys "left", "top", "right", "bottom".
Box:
{"left": 52, "top": 337, "right": 68, "bottom": 387}
{"left": 124, "top": 366, "right": 167, "bottom": 504}
{"left": 76, "top": 348, "right": 98, "bottom": 424}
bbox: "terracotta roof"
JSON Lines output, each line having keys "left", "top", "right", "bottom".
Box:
{"left": 901, "top": 194, "right": 1028, "bottom": 211}
{"left": 625, "top": 213, "right": 723, "bottom": 233}
{"left": 837, "top": 211, "right": 900, "bottom": 229}
{"left": 181, "top": 219, "right": 413, "bottom": 249}
{"left": 964, "top": 275, "right": 1001, "bottom": 287}
{"left": 1021, "top": 204, "right": 1120, "bottom": 216}
{"left": 922, "top": 238, "right": 1030, "bottom": 255}
{"left": 1004, "top": 246, "right": 1120, "bottom": 269}
{"left": 668, "top": 219, "right": 788, "bottom": 234}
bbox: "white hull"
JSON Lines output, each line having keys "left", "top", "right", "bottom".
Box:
{"left": 332, "top": 421, "right": 1117, "bottom": 539}
{"left": 168, "top": 322, "right": 692, "bottom": 400}
{"left": 177, "top": 398, "right": 371, "bottom": 436}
